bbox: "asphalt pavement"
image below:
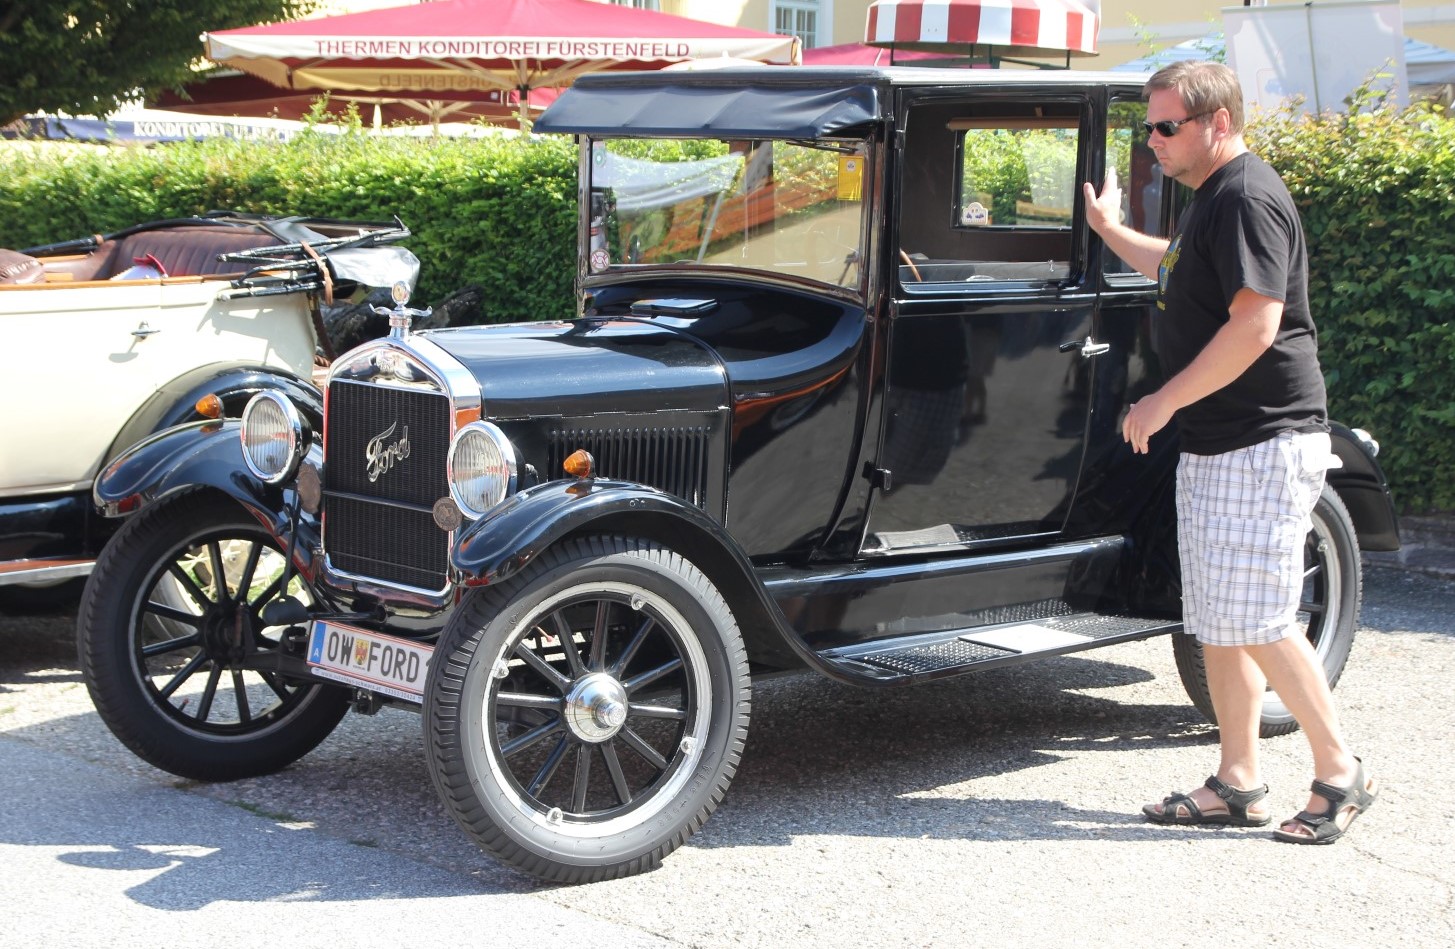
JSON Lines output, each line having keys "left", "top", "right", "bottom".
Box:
{"left": 2, "top": 560, "right": 1452, "bottom": 948}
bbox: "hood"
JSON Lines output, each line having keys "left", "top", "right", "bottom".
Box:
{"left": 420, "top": 318, "right": 728, "bottom": 420}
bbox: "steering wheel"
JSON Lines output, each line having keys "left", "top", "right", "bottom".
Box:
{"left": 899, "top": 250, "right": 923, "bottom": 282}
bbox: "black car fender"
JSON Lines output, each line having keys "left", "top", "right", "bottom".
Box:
{"left": 452, "top": 479, "right": 814, "bottom": 673}
{"left": 1327, "top": 422, "right": 1400, "bottom": 551}
{"left": 104, "top": 362, "right": 322, "bottom": 474}
{"left": 93, "top": 419, "right": 305, "bottom": 557}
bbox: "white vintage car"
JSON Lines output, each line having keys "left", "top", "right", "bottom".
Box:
{"left": 0, "top": 212, "right": 417, "bottom": 608}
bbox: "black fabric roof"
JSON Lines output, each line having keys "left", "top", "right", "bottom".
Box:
{"left": 535, "top": 72, "right": 884, "bottom": 138}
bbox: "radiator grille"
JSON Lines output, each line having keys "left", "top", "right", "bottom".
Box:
{"left": 548, "top": 426, "right": 710, "bottom": 508}
{"left": 326, "top": 495, "right": 449, "bottom": 590}
{"left": 325, "top": 381, "right": 450, "bottom": 504}
{"left": 323, "top": 379, "right": 453, "bottom": 590}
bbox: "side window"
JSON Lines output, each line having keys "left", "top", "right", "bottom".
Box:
{"left": 1104, "top": 99, "right": 1166, "bottom": 278}
{"left": 955, "top": 121, "right": 1078, "bottom": 229}
{"left": 898, "top": 100, "right": 1082, "bottom": 287}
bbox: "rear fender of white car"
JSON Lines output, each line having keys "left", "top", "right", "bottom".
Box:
{"left": 104, "top": 363, "right": 322, "bottom": 478}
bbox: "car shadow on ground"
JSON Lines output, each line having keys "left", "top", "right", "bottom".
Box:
{"left": 694, "top": 652, "right": 1226, "bottom": 849}
{"left": 2, "top": 635, "right": 1221, "bottom": 899}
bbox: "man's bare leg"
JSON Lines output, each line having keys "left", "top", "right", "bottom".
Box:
{"left": 1147, "top": 642, "right": 1269, "bottom": 820}
{"left": 1247, "top": 634, "right": 1362, "bottom": 837}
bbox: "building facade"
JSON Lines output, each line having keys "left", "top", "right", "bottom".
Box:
{"left": 644, "top": 1, "right": 1455, "bottom": 69}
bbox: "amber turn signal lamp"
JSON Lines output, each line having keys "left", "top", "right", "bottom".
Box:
{"left": 195, "top": 393, "right": 224, "bottom": 419}
{"left": 563, "top": 449, "right": 595, "bottom": 479}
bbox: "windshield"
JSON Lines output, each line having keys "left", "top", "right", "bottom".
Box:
{"left": 586, "top": 138, "right": 869, "bottom": 291}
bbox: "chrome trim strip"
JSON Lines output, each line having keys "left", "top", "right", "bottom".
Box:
{"left": 320, "top": 553, "right": 456, "bottom": 611}
{"left": 0, "top": 560, "right": 95, "bottom": 587}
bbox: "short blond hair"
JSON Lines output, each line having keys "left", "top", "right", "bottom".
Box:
{"left": 1145, "top": 61, "right": 1245, "bottom": 135}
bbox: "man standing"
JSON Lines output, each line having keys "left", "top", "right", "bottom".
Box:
{"left": 1083, "top": 61, "right": 1377, "bottom": 843}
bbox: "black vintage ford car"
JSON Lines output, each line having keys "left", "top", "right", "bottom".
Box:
{"left": 78, "top": 67, "right": 1399, "bottom": 883}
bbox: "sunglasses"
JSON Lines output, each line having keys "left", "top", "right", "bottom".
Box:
{"left": 1142, "top": 112, "right": 1213, "bottom": 137}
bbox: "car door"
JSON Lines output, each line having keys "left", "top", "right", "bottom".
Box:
{"left": 3, "top": 279, "right": 314, "bottom": 495}
{"left": 864, "top": 90, "right": 1099, "bottom": 553}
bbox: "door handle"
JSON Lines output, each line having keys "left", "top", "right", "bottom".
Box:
{"left": 1058, "top": 335, "right": 1109, "bottom": 358}
{"left": 131, "top": 321, "right": 161, "bottom": 340}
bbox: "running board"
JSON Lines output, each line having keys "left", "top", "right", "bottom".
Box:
{"left": 0, "top": 557, "right": 95, "bottom": 587}
{"left": 821, "top": 612, "right": 1182, "bottom": 685}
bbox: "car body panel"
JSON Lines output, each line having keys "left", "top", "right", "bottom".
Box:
{"left": 0, "top": 280, "right": 316, "bottom": 496}
{"left": 0, "top": 213, "right": 414, "bottom": 586}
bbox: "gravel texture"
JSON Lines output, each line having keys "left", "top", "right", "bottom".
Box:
{"left": 1, "top": 562, "right": 1451, "bottom": 948}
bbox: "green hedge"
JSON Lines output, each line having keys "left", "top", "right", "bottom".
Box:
{"left": 1250, "top": 99, "right": 1455, "bottom": 513}
{"left": 3, "top": 102, "right": 1453, "bottom": 511}
{"left": 0, "top": 128, "right": 580, "bottom": 320}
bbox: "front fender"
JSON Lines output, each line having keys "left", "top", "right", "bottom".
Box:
{"left": 453, "top": 479, "right": 738, "bottom": 586}
{"left": 105, "top": 363, "right": 322, "bottom": 472}
{"left": 93, "top": 419, "right": 301, "bottom": 544}
{"left": 452, "top": 479, "right": 869, "bottom": 682}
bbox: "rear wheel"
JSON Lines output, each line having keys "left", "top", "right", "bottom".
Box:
{"left": 1173, "top": 486, "right": 1361, "bottom": 738}
{"left": 78, "top": 490, "right": 349, "bottom": 780}
{"left": 423, "top": 536, "right": 750, "bottom": 883}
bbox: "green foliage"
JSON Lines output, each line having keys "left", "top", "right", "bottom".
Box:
{"left": 1249, "top": 96, "right": 1455, "bottom": 512}
{"left": 0, "top": 1, "right": 316, "bottom": 124}
{"left": 0, "top": 129, "right": 580, "bottom": 320}
{"left": 961, "top": 128, "right": 1077, "bottom": 224}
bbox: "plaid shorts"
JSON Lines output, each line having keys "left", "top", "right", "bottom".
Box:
{"left": 1176, "top": 431, "right": 1332, "bottom": 646}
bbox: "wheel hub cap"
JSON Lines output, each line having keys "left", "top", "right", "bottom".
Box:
{"left": 200, "top": 601, "right": 251, "bottom": 665}
{"left": 563, "top": 672, "right": 629, "bottom": 742}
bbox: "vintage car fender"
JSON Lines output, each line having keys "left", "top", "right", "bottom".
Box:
{"left": 1327, "top": 422, "right": 1401, "bottom": 551}
{"left": 455, "top": 478, "right": 752, "bottom": 587}
{"left": 105, "top": 362, "right": 322, "bottom": 471}
{"left": 93, "top": 419, "right": 305, "bottom": 556}
{"left": 452, "top": 478, "right": 820, "bottom": 673}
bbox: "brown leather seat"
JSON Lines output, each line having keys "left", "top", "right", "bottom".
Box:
{"left": 107, "top": 225, "right": 282, "bottom": 278}
{"left": 0, "top": 249, "right": 44, "bottom": 284}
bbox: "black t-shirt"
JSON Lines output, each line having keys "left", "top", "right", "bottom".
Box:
{"left": 1154, "top": 151, "right": 1328, "bottom": 455}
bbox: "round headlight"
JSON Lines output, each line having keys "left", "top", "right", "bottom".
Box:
{"left": 240, "top": 391, "right": 306, "bottom": 484}
{"left": 448, "top": 422, "right": 517, "bottom": 519}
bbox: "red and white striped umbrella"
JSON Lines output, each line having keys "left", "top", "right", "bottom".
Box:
{"left": 865, "top": 0, "right": 1099, "bottom": 57}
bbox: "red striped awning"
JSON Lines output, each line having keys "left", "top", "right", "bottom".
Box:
{"left": 865, "top": 0, "right": 1099, "bottom": 57}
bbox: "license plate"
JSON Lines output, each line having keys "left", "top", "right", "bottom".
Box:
{"left": 306, "top": 620, "right": 433, "bottom": 703}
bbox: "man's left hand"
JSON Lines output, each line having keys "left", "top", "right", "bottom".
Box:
{"left": 1122, "top": 391, "right": 1174, "bottom": 454}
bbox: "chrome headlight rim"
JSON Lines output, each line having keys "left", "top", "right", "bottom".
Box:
{"left": 447, "top": 421, "right": 518, "bottom": 520}
{"left": 240, "top": 391, "right": 307, "bottom": 485}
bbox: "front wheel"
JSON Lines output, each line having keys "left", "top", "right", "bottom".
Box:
{"left": 423, "top": 536, "right": 750, "bottom": 883}
{"left": 78, "top": 489, "right": 350, "bottom": 780}
{"left": 1173, "top": 486, "right": 1362, "bottom": 738}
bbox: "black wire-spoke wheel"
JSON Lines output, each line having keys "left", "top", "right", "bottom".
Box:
{"left": 78, "top": 490, "right": 349, "bottom": 780}
{"left": 1174, "top": 486, "right": 1362, "bottom": 737}
{"left": 424, "top": 536, "right": 750, "bottom": 884}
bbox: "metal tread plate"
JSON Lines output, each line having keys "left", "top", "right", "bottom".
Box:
{"left": 858, "top": 638, "right": 1012, "bottom": 675}
{"left": 851, "top": 611, "right": 1179, "bottom": 677}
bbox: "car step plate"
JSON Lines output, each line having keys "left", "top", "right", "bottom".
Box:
{"left": 850, "top": 613, "right": 1179, "bottom": 678}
